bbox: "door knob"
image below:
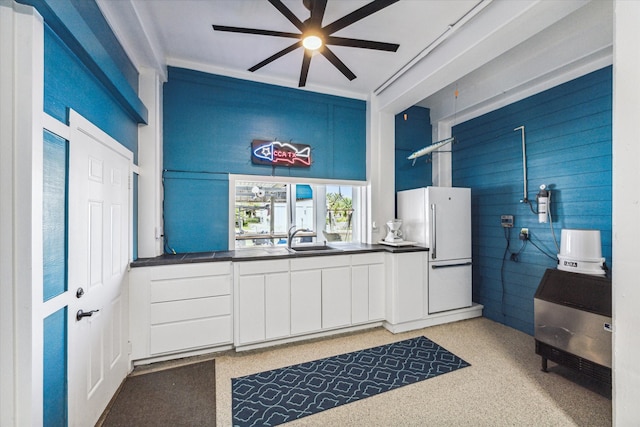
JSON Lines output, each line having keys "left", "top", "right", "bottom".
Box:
{"left": 76, "top": 309, "right": 99, "bottom": 321}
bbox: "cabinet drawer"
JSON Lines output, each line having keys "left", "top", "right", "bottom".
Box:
{"left": 149, "top": 316, "right": 231, "bottom": 355}
{"left": 290, "top": 255, "right": 350, "bottom": 271}
{"left": 150, "top": 295, "right": 231, "bottom": 325}
{"left": 237, "top": 259, "right": 289, "bottom": 275}
{"left": 148, "top": 262, "right": 231, "bottom": 280}
{"left": 351, "top": 252, "right": 384, "bottom": 266}
{"left": 150, "top": 275, "right": 230, "bottom": 303}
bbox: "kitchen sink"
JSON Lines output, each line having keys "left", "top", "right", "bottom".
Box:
{"left": 289, "top": 244, "right": 342, "bottom": 253}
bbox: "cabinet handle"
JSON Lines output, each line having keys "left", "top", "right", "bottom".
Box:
{"left": 431, "top": 262, "right": 472, "bottom": 269}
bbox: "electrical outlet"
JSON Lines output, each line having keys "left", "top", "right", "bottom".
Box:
{"left": 519, "top": 228, "right": 529, "bottom": 240}
{"left": 501, "top": 215, "right": 514, "bottom": 228}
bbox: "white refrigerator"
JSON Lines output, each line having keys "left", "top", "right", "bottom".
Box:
{"left": 397, "top": 186, "right": 472, "bottom": 314}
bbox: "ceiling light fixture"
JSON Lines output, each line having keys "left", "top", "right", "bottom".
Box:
{"left": 212, "top": 0, "right": 401, "bottom": 87}
{"left": 302, "top": 34, "right": 323, "bottom": 50}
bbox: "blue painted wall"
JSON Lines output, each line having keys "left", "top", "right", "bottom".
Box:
{"left": 163, "top": 172, "right": 229, "bottom": 254}
{"left": 43, "top": 308, "right": 67, "bottom": 427}
{"left": 43, "top": 131, "right": 68, "bottom": 302}
{"left": 163, "top": 67, "right": 367, "bottom": 253}
{"left": 19, "top": 0, "right": 147, "bottom": 124}
{"left": 42, "top": 131, "right": 68, "bottom": 425}
{"left": 452, "top": 66, "right": 612, "bottom": 335}
{"left": 44, "top": 25, "right": 139, "bottom": 157}
{"left": 68, "top": 0, "right": 139, "bottom": 90}
{"left": 395, "top": 106, "right": 432, "bottom": 192}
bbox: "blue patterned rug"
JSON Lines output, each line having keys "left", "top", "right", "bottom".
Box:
{"left": 232, "top": 336, "right": 470, "bottom": 426}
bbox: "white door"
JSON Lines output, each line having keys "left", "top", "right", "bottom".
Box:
{"left": 67, "top": 111, "right": 132, "bottom": 426}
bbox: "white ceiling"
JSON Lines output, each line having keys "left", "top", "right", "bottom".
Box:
{"left": 98, "top": 0, "right": 612, "bottom": 119}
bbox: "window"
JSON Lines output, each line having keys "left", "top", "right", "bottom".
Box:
{"left": 324, "top": 185, "right": 354, "bottom": 242}
{"left": 232, "top": 177, "right": 364, "bottom": 249}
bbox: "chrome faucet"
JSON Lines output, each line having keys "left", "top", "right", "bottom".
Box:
{"left": 287, "top": 225, "right": 309, "bottom": 249}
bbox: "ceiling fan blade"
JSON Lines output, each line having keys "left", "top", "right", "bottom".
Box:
{"left": 322, "top": 0, "right": 400, "bottom": 35}
{"left": 248, "top": 41, "right": 302, "bottom": 72}
{"left": 326, "top": 36, "right": 399, "bottom": 52}
{"left": 299, "top": 50, "right": 312, "bottom": 87}
{"left": 320, "top": 46, "right": 356, "bottom": 81}
{"left": 267, "top": 0, "right": 305, "bottom": 32}
{"left": 309, "top": 0, "right": 327, "bottom": 28}
{"left": 213, "top": 25, "right": 300, "bottom": 39}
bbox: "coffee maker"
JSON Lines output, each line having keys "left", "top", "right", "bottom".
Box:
{"left": 384, "top": 219, "right": 404, "bottom": 243}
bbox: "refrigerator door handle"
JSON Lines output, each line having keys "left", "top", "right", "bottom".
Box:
{"left": 431, "top": 261, "right": 473, "bottom": 269}
{"left": 430, "top": 203, "right": 436, "bottom": 259}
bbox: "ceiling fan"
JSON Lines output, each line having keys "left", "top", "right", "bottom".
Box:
{"left": 212, "top": 0, "right": 400, "bottom": 87}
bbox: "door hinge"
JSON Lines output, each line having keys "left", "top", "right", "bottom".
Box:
{"left": 128, "top": 340, "right": 132, "bottom": 355}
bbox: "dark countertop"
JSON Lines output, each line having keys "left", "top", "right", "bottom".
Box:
{"left": 130, "top": 242, "right": 428, "bottom": 267}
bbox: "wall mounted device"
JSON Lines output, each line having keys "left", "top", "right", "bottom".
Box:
{"left": 537, "top": 184, "right": 549, "bottom": 223}
{"left": 501, "top": 215, "right": 514, "bottom": 228}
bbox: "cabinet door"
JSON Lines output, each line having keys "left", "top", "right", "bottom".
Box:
{"left": 238, "top": 275, "right": 265, "bottom": 345}
{"left": 368, "top": 263, "right": 385, "bottom": 321}
{"left": 395, "top": 252, "right": 425, "bottom": 323}
{"left": 322, "top": 267, "right": 351, "bottom": 329}
{"left": 351, "top": 265, "right": 369, "bottom": 324}
{"left": 290, "top": 270, "right": 322, "bottom": 335}
{"left": 265, "top": 272, "right": 290, "bottom": 340}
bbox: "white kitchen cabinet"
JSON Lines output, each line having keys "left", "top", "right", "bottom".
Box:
{"left": 351, "top": 253, "right": 385, "bottom": 323}
{"left": 235, "top": 259, "right": 290, "bottom": 346}
{"left": 385, "top": 252, "right": 426, "bottom": 324}
{"left": 265, "top": 272, "right": 290, "bottom": 339}
{"left": 351, "top": 265, "right": 369, "bottom": 324}
{"left": 237, "top": 275, "right": 265, "bottom": 344}
{"left": 129, "top": 262, "right": 232, "bottom": 362}
{"left": 290, "top": 269, "right": 322, "bottom": 334}
{"left": 290, "top": 255, "right": 352, "bottom": 335}
{"left": 322, "top": 266, "right": 352, "bottom": 329}
{"left": 130, "top": 247, "right": 479, "bottom": 356}
{"left": 369, "top": 263, "right": 385, "bottom": 319}
{"left": 236, "top": 253, "right": 384, "bottom": 349}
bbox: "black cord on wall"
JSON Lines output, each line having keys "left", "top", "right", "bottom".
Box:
{"left": 501, "top": 227, "right": 529, "bottom": 319}
{"left": 500, "top": 227, "right": 510, "bottom": 319}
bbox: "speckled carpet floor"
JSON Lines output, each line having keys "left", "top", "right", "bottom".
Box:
{"left": 216, "top": 317, "right": 611, "bottom": 426}
{"left": 97, "top": 317, "right": 611, "bottom": 426}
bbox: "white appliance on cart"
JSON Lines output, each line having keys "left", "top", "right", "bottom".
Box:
{"left": 397, "top": 186, "right": 472, "bottom": 314}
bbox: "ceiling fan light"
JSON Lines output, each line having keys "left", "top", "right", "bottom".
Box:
{"left": 302, "top": 35, "right": 323, "bottom": 50}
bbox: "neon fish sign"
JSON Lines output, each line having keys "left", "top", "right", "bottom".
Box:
{"left": 251, "top": 139, "right": 312, "bottom": 168}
